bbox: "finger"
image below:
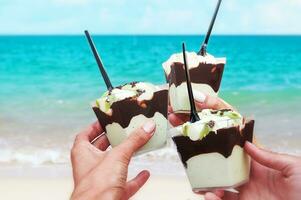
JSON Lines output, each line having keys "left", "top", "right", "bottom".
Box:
{"left": 252, "top": 136, "right": 263, "bottom": 148}
{"left": 193, "top": 90, "right": 207, "bottom": 103}
{"left": 244, "top": 141, "right": 294, "bottom": 172}
{"left": 91, "top": 133, "right": 110, "bottom": 151}
{"left": 204, "top": 192, "right": 222, "bottom": 200}
{"left": 125, "top": 170, "right": 150, "bottom": 198}
{"left": 168, "top": 113, "right": 189, "bottom": 127}
{"left": 168, "top": 105, "right": 173, "bottom": 114}
{"left": 117, "top": 120, "right": 155, "bottom": 159}
{"left": 75, "top": 121, "right": 103, "bottom": 143}
{"left": 196, "top": 95, "right": 233, "bottom": 110}
{"left": 213, "top": 190, "right": 225, "bottom": 197}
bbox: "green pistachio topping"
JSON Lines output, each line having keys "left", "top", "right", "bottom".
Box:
{"left": 181, "top": 109, "right": 243, "bottom": 141}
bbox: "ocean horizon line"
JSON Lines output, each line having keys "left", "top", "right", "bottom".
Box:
{"left": 0, "top": 34, "right": 300, "bottom": 37}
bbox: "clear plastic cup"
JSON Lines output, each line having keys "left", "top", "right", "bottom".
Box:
{"left": 163, "top": 52, "right": 225, "bottom": 113}
{"left": 170, "top": 119, "right": 254, "bottom": 191}
{"left": 93, "top": 84, "right": 168, "bottom": 154}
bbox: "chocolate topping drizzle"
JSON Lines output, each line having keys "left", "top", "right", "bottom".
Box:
{"left": 166, "top": 62, "right": 224, "bottom": 92}
{"left": 93, "top": 89, "right": 168, "bottom": 130}
{"left": 172, "top": 120, "right": 254, "bottom": 168}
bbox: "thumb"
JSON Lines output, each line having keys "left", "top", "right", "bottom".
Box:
{"left": 194, "top": 92, "right": 233, "bottom": 110}
{"left": 244, "top": 141, "right": 295, "bottom": 172}
{"left": 117, "top": 120, "right": 156, "bottom": 159}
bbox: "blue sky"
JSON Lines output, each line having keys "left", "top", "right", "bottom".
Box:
{"left": 0, "top": 0, "right": 300, "bottom": 35}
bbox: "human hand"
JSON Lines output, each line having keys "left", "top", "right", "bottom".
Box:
{"left": 204, "top": 142, "right": 301, "bottom": 200}
{"left": 168, "top": 94, "right": 233, "bottom": 127}
{"left": 70, "top": 120, "right": 156, "bottom": 200}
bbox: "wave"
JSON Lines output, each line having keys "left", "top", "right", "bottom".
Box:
{"left": 0, "top": 148, "right": 68, "bottom": 165}
{"left": 0, "top": 141, "right": 180, "bottom": 166}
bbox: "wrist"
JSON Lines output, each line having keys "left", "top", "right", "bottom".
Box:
{"left": 71, "top": 187, "right": 121, "bottom": 200}
{"left": 71, "top": 188, "right": 102, "bottom": 200}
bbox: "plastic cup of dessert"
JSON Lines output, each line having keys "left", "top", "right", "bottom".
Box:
{"left": 162, "top": 52, "right": 226, "bottom": 113}
{"left": 93, "top": 82, "right": 168, "bottom": 155}
{"left": 169, "top": 111, "right": 254, "bottom": 191}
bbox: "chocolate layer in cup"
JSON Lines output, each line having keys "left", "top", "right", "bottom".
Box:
{"left": 93, "top": 82, "right": 168, "bottom": 154}
{"left": 172, "top": 120, "right": 254, "bottom": 167}
{"left": 166, "top": 62, "right": 224, "bottom": 92}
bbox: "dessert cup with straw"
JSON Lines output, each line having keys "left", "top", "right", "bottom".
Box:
{"left": 163, "top": 0, "right": 226, "bottom": 113}
{"left": 170, "top": 43, "right": 254, "bottom": 192}
{"left": 85, "top": 31, "right": 168, "bottom": 154}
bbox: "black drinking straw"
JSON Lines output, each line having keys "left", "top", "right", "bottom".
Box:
{"left": 198, "top": 0, "right": 222, "bottom": 56}
{"left": 84, "top": 30, "right": 113, "bottom": 90}
{"left": 182, "top": 43, "right": 200, "bottom": 122}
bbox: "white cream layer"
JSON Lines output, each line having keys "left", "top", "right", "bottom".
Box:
{"left": 169, "top": 82, "right": 217, "bottom": 113}
{"left": 162, "top": 51, "right": 226, "bottom": 75}
{"left": 185, "top": 145, "right": 250, "bottom": 190}
{"left": 181, "top": 109, "right": 243, "bottom": 141}
{"left": 105, "top": 112, "right": 167, "bottom": 154}
{"left": 97, "top": 82, "right": 159, "bottom": 113}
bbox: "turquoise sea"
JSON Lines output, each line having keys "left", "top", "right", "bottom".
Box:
{"left": 0, "top": 35, "right": 301, "bottom": 165}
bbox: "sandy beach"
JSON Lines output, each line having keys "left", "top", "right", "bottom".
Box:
{"left": 0, "top": 165, "right": 204, "bottom": 200}
{"left": 0, "top": 176, "right": 203, "bottom": 200}
{"left": 0, "top": 168, "right": 203, "bottom": 200}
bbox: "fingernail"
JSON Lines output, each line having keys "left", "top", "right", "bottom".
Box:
{"left": 142, "top": 120, "right": 156, "bottom": 134}
{"left": 194, "top": 90, "right": 206, "bottom": 103}
{"left": 246, "top": 141, "right": 253, "bottom": 146}
{"left": 245, "top": 141, "right": 255, "bottom": 148}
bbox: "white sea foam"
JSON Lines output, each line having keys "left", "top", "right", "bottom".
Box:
{"left": 0, "top": 143, "right": 69, "bottom": 166}
{"left": 0, "top": 139, "right": 181, "bottom": 167}
{"left": 0, "top": 149, "right": 67, "bottom": 165}
{"left": 1, "top": 138, "right": 300, "bottom": 167}
{"left": 1, "top": 108, "right": 301, "bottom": 168}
